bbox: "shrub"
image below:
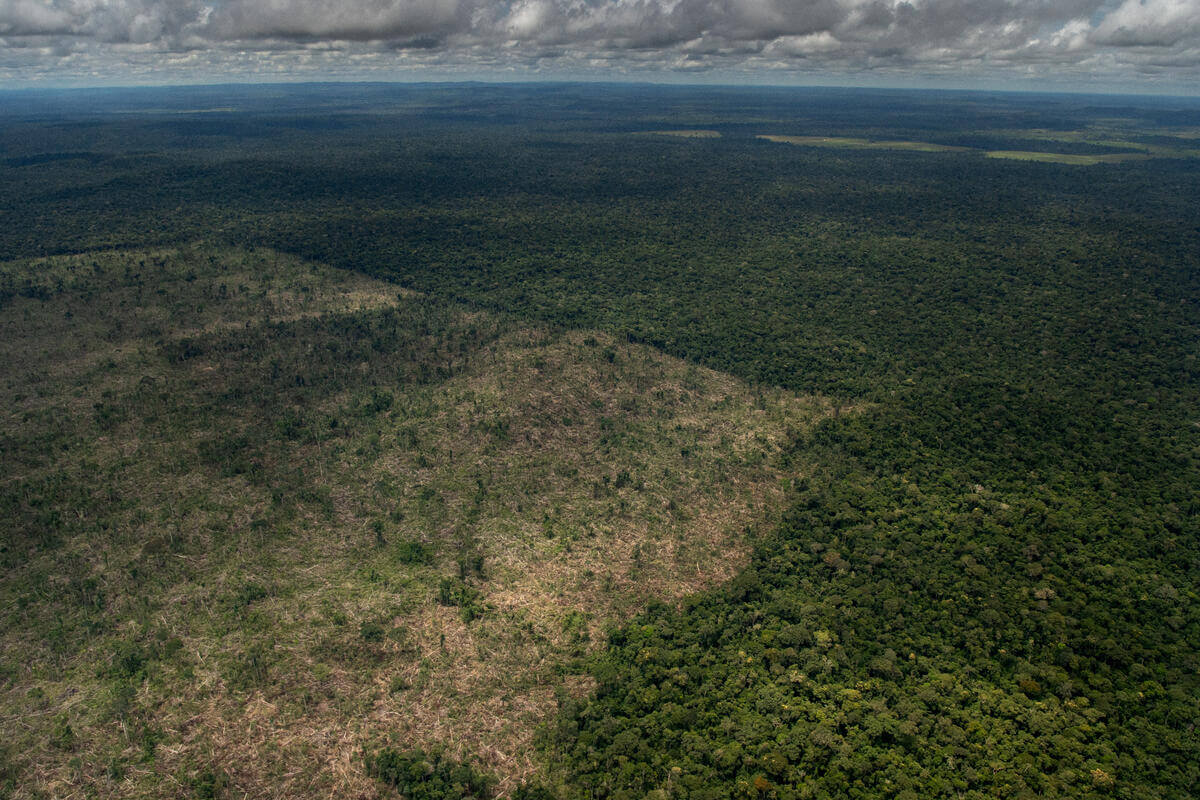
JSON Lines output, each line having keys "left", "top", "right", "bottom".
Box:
{"left": 360, "top": 621, "right": 385, "bottom": 643}
{"left": 366, "top": 747, "right": 494, "bottom": 799}
{"left": 395, "top": 538, "right": 431, "bottom": 564}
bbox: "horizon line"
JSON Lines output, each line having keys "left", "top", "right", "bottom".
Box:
{"left": 2, "top": 77, "right": 1199, "bottom": 103}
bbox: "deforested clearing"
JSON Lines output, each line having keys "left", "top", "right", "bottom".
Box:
{"left": 757, "top": 134, "right": 970, "bottom": 152}
{"left": 983, "top": 150, "right": 1151, "bottom": 165}
{"left": 640, "top": 129, "right": 721, "bottom": 138}
{"left": 0, "top": 245, "right": 833, "bottom": 798}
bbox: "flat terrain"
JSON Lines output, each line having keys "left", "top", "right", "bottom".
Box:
{"left": 982, "top": 150, "right": 1149, "bottom": 165}
{"left": 642, "top": 130, "right": 721, "bottom": 138}
{"left": 759, "top": 130, "right": 1199, "bottom": 163}
{"left": 757, "top": 135, "right": 970, "bottom": 152}
{"left": 0, "top": 246, "right": 830, "bottom": 798}
{"left": 0, "top": 84, "right": 1196, "bottom": 800}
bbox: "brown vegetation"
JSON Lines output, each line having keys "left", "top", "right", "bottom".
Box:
{"left": 0, "top": 246, "right": 833, "bottom": 798}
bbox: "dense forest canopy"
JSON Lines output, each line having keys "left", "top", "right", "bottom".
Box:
{"left": 0, "top": 83, "right": 1197, "bottom": 799}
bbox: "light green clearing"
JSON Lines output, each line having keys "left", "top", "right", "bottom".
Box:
{"left": 1161, "top": 128, "right": 1200, "bottom": 139}
{"left": 991, "top": 128, "right": 1200, "bottom": 159}
{"left": 983, "top": 150, "right": 1151, "bottom": 165}
{"left": 120, "top": 107, "right": 239, "bottom": 114}
{"left": 756, "top": 134, "right": 970, "bottom": 152}
{"left": 639, "top": 129, "right": 722, "bottom": 138}
{"left": 759, "top": 130, "right": 1200, "bottom": 165}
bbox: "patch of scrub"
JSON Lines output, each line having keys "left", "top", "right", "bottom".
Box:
{"left": 757, "top": 134, "right": 970, "bottom": 152}
{"left": 983, "top": 150, "right": 1150, "bottom": 165}
{"left": 981, "top": 128, "right": 1200, "bottom": 160}
{"left": 639, "top": 129, "right": 721, "bottom": 138}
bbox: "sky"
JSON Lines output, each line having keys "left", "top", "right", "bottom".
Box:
{"left": 1, "top": 0, "right": 1199, "bottom": 93}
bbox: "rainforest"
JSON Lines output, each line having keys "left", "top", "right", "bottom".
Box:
{"left": 0, "top": 83, "right": 1197, "bottom": 799}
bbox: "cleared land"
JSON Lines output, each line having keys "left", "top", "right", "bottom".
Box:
{"left": 639, "top": 130, "right": 721, "bottom": 138}
{"left": 982, "top": 150, "right": 1150, "bottom": 165}
{"left": 994, "top": 127, "right": 1200, "bottom": 155}
{"left": 0, "top": 246, "right": 830, "bottom": 798}
{"left": 756, "top": 134, "right": 970, "bottom": 152}
{"left": 759, "top": 130, "right": 1200, "bottom": 164}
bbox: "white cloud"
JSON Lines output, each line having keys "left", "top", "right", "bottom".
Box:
{"left": 1048, "top": 18, "right": 1092, "bottom": 52}
{"left": 0, "top": 0, "right": 74, "bottom": 35}
{"left": 1092, "top": 0, "right": 1200, "bottom": 46}
{"left": 766, "top": 31, "right": 842, "bottom": 56}
{"left": 0, "top": 0, "right": 1198, "bottom": 88}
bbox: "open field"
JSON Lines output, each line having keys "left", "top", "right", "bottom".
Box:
{"left": 756, "top": 135, "right": 970, "bottom": 152}
{"left": 760, "top": 130, "right": 1199, "bottom": 164}
{"left": 639, "top": 130, "right": 721, "bottom": 138}
{"left": 0, "top": 245, "right": 831, "bottom": 798}
{"left": 982, "top": 128, "right": 1200, "bottom": 159}
{"left": 983, "top": 150, "right": 1151, "bottom": 165}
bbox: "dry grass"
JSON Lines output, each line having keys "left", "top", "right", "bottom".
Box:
{"left": 758, "top": 131, "right": 1197, "bottom": 164}
{"left": 638, "top": 130, "right": 721, "bottom": 138}
{"left": 757, "top": 134, "right": 970, "bottom": 153}
{"left": 0, "top": 245, "right": 834, "bottom": 798}
{"left": 987, "top": 127, "right": 1200, "bottom": 158}
{"left": 982, "top": 150, "right": 1150, "bottom": 165}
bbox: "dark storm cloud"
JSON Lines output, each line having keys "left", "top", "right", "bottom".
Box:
{"left": 1, "top": 0, "right": 1199, "bottom": 86}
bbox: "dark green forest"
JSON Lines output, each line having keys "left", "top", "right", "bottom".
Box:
{"left": 1, "top": 83, "right": 1197, "bottom": 799}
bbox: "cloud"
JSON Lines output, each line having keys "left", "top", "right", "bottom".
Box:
{"left": 1092, "top": 0, "right": 1200, "bottom": 46}
{"left": 0, "top": 0, "right": 1199, "bottom": 88}
{"left": 766, "top": 31, "right": 843, "bottom": 57}
{"left": 1, "top": 0, "right": 209, "bottom": 43}
{"left": 0, "top": 0, "right": 74, "bottom": 36}
{"left": 207, "top": 0, "right": 466, "bottom": 42}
